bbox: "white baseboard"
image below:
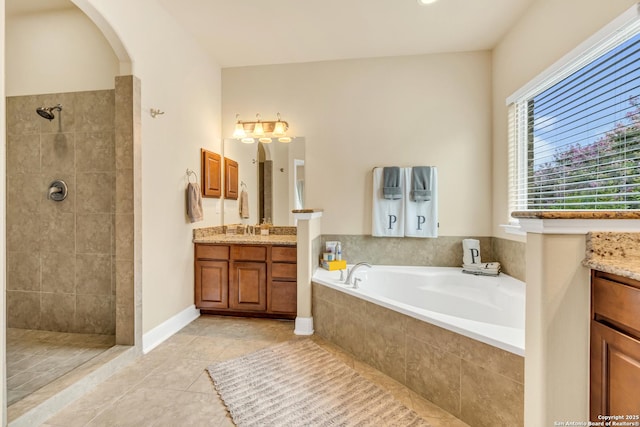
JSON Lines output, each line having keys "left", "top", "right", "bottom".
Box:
{"left": 294, "top": 316, "right": 314, "bottom": 335}
{"left": 142, "top": 305, "right": 200, "bottom": 354}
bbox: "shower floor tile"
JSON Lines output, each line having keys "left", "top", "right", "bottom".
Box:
{"left": 6, "top": 328, "right": 115, "bottom": 406}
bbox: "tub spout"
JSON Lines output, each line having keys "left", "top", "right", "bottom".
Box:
{"left": 344, "top": 262, "right": 372, "bottom": 286}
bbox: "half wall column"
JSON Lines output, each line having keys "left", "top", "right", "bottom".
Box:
{"left": 293, "top": 209, "right": 323, "bottom": 335}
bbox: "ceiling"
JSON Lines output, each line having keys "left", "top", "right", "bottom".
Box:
{"left": 156, "top": 0, "right": 536, "bottom": 68}
{"left": 6, "top": 0, "right": 537, "bottom": 68}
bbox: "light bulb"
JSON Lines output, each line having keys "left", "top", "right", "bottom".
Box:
{"left": 253, "top": 121, "right": 265, "bottom": 137}
{"left": 259, "top": 137, "right": 272, "bottom": 143}
{"left": 272, "top": 120, "right": 286, "bottom": 137}
{"left": 233, "top": 122, "right": 246, "bottom": 139}
{"left": 272, "top": 113, "right": 287, "bottom": 137}
{"left": 278, "top": 137, "right": 292, "bottom": 143}
{"left": 232, "top": 114, "right": 246, "bottom": 139}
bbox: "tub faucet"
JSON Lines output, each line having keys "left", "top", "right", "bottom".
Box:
{"left": 344, "top": 262, "right": 372, "bottom": 286}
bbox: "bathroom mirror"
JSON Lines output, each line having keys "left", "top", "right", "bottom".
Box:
{"left": 223, "top": 137, "right": 305, "bottom": 226}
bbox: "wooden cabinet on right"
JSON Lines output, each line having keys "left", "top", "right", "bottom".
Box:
{"left": 269, "top": 246, "right": 298, "bottom": 315}
{"left": 590, "top": 270, "right": 640, "bottom": 419}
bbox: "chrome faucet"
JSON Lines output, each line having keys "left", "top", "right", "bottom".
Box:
{"left": 344, "top": 262, "right": 372, "bottom": 286}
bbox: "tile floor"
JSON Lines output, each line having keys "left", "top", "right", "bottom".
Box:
{"left": 40, "top": 315, "right": 469, "bottom": 427}
{"left": 6, "top": 329, "right": 115, "bottom": 406}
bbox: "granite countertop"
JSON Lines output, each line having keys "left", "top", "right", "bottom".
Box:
{"left": 193, "top": 234, "right": 297, "bottom": 246}
{"left": 193, "top": 225, "right": 297, "bottom": 246}
{"left": 583, "top": 232, "right": 640, "bottom": 281}
{"left": 512, "top": 210, "right": 640, "bottom": 219}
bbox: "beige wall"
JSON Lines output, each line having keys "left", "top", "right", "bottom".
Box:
{"left": 492, "top": 3, "right": 640, "bottom": 423}
{"left": 3, "top": 0, "right": 224, "bottom": 335}
{"left": 491, "top": 0, "right": 638, "bottom": 240}
{"left": 70, "top": 0, "right": 223, "bottom": 334}
{"left": 5, "top": 5, "right": 119, "bottom": 96}
{"left": 222, "top": 52, "right": 493, "bottom": 236}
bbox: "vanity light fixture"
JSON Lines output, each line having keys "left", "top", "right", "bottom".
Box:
{"left": 233, "top": 112, "right": 292, "bottom": 143}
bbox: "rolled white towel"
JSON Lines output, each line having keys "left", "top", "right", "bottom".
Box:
{"left": 462, "top": 262, "right": 501, "bottom": 276}
{"left": 462, "top": 262, "right": 501, "bottom": 271}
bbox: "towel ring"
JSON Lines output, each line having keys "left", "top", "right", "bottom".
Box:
{"left": 186, "top": 168, "right": 198, "bottom": 183}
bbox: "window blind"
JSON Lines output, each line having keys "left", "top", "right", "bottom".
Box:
{"left": 509, "top": 22, "right": 640, "bottom": 212}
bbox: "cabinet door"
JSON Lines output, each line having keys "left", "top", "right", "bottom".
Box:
{"left": 268, "top": 281, "right": 297, "bottom": 314}
{"left": 201, "top": 149, "right": 221, "bottom": 198}
{"left": 195, "top": 260, "right": 228, "bottom": 309}
{"left": 225, "top": 157, "right": 239, "bottom": 200}
{"left": 229, "top": 261, "right": 266, "bottom": 311}
{"left": 590, "top": 320, "right": 640, "bottom": 419}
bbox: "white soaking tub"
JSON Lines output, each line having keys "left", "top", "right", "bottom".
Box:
{"left": 312, "top": 265, "right": 525, "bottom": 355}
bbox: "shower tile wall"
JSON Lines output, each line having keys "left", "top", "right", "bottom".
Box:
{"left": 6, "top": 90, "right": 116, "bottom": 335}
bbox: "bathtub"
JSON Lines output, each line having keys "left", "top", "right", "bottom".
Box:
{"left": 312, "top": 265, "right": 525, "bottom": 356}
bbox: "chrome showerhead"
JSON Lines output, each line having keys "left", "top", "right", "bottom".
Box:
{"left": 36, "top": 104, "right": 62, "bottom": 121}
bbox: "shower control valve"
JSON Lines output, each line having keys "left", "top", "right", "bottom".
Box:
{"left": 48, "top": 180, "right": 68, "bottom": 202}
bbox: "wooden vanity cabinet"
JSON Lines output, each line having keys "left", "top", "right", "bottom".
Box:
{"left": 590, "top": 270, "right": 640, "bottom": 419}
{"left": 194, "top": 243, "right": 296, "bottom": 318}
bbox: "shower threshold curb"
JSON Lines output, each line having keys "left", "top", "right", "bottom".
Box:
{"left": 7, "top": 345, "right": 140, "bottom": 427}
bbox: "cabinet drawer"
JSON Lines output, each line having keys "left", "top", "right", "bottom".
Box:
{"left": 272, "top": 263, "right": 297, "bottom": 280}
{"left": 231, "top": 245, "right": 267, "bottom": 261}
{"left": 593, "top": 276, "right": 640, "bottom": 334}
{"left": 272, "top": 246, "right": 297, "bottom": 262}
{"left": 196, "top": 245, "right": 229, "bottom": 260}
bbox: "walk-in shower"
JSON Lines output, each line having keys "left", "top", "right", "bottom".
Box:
{"left": 36, "top": 104, "right": 62, "bottom": 120}
{"left": 7, "top": 92, "right": 116, "bottom": 410}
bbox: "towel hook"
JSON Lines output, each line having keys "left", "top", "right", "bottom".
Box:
{"left": 240, "top": 180, "right": 247, "bottom": 189}
{"left": 150, "top": 108, "right": 165, "bottom": 118}
{"left": 186, "top": 168, "right": 198, "bottom": 183}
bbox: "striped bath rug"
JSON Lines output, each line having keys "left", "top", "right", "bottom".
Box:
{"left": 206, "top": 339, "right": 430, "bottom": 427}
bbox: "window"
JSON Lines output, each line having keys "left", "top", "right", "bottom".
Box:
{"left": 508, "top": 9, "right": 640, "bottom": 212}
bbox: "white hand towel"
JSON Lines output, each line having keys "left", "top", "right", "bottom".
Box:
{"left": 372, "top": 167, "right": 405, "bottom": 237}
{"left": 462, "top": 239, "right": 481, "bottom": 265}
{"left": 187, "top": 182, "right": 203, "bottom": 223}
{"left": 404, "top": 167, "right": 437, "bottom": 238}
